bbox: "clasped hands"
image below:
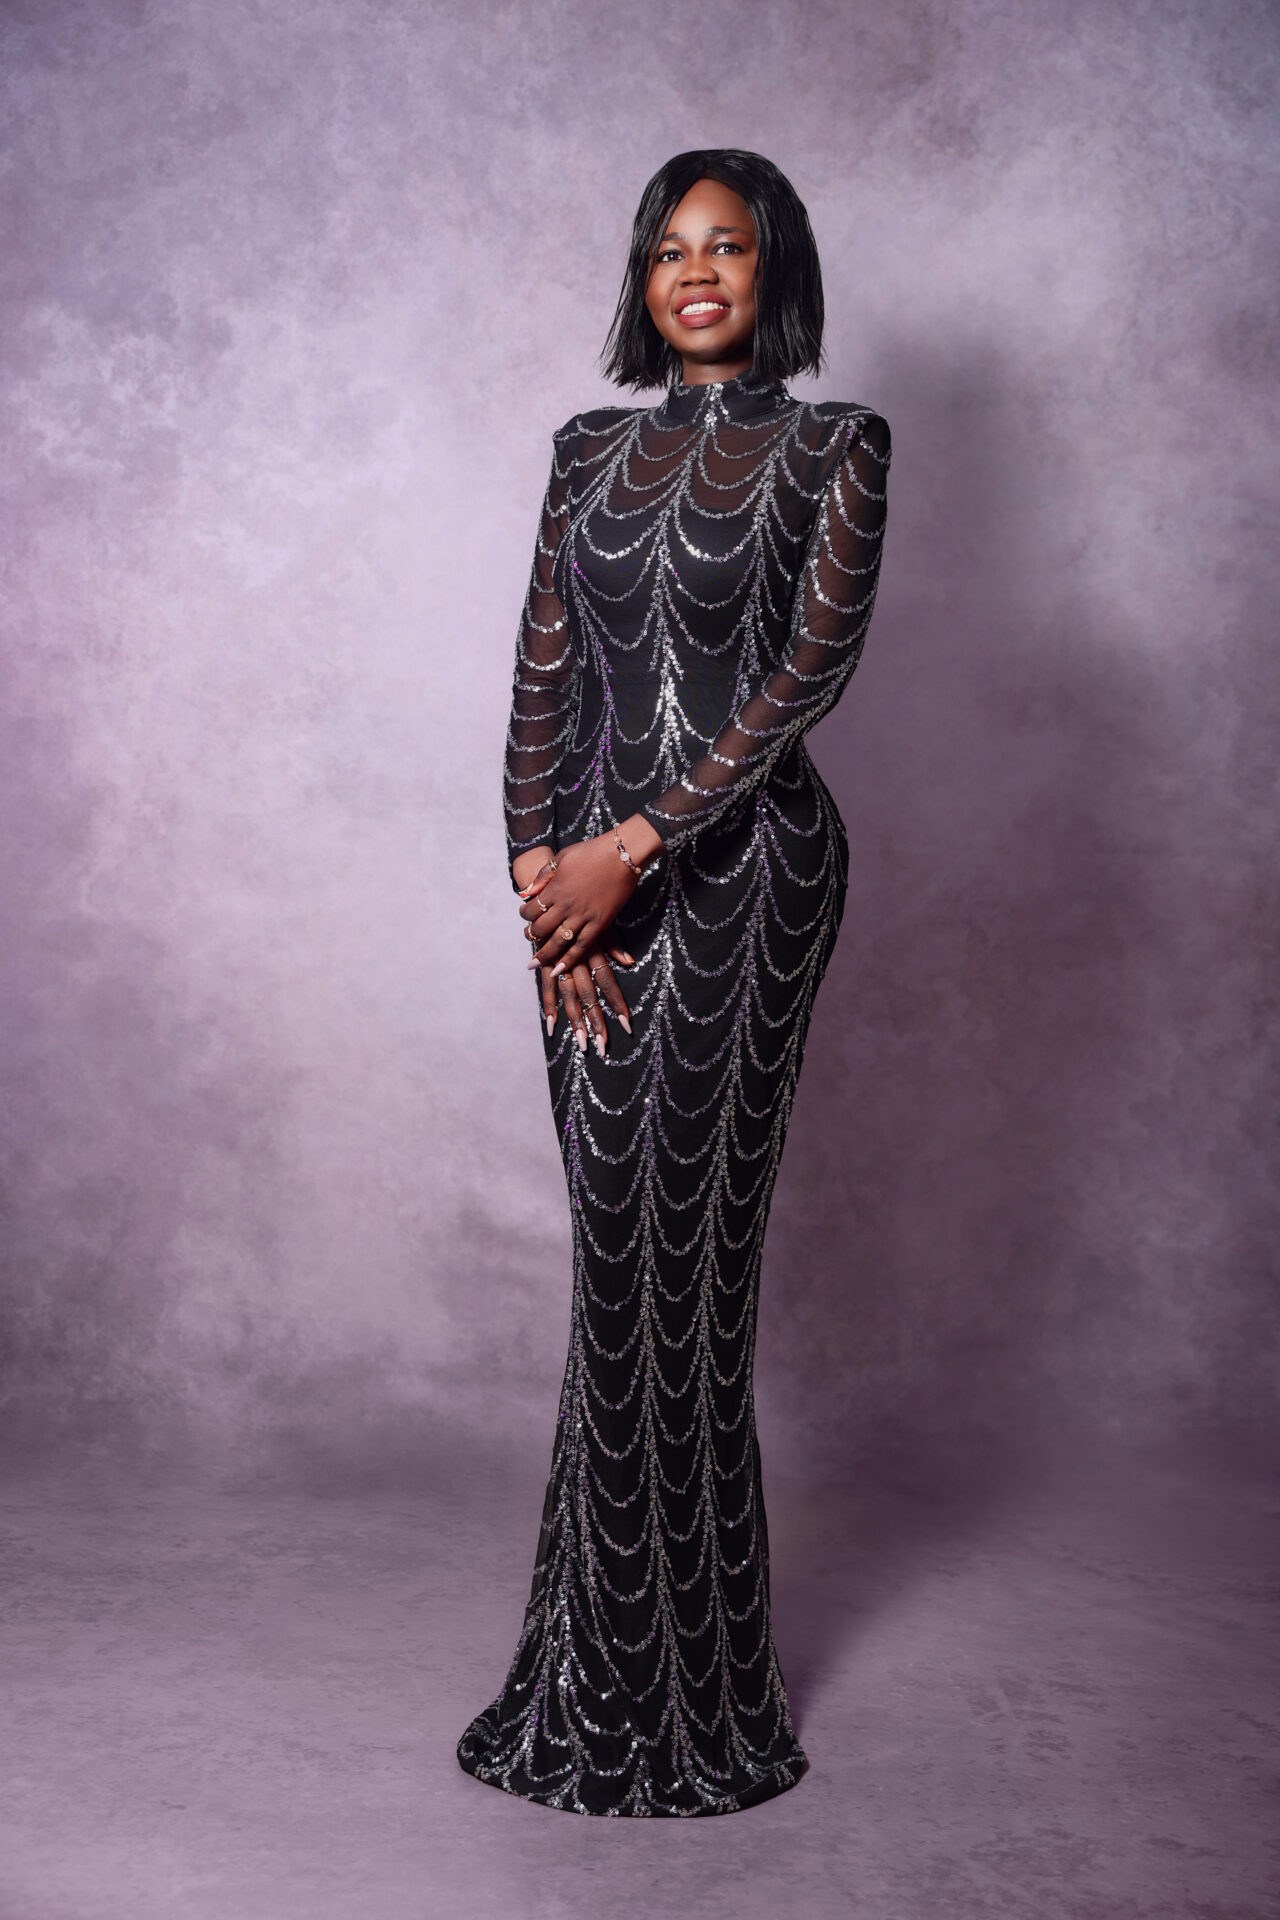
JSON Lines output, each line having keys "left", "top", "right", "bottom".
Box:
{"left": 513, "top": 818, "right": 663, "bottom": 1056}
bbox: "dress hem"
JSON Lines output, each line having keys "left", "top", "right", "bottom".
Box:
{"left": 456, "top": 1741, "right": 810, "bottom": 1819}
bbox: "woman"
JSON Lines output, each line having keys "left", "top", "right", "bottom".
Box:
{"left": 457, "top": 148, "right": 891, "bottom": 1817}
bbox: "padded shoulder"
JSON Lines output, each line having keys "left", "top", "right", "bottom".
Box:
{"left": 797, "top": 401, "right": 891, "bottom": 482}
{"left": 554, "top": 404, "right": 637, "bottom": 444}
{"left": 809, "top": 397, "right": 889, "bottom": 436}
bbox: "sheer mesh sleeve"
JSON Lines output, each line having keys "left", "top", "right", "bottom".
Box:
{"left": 503, "top": 425, "right": 581, "bottom": 883}
{"left": 638, "top": 409, "right": 891, "bottom": 853}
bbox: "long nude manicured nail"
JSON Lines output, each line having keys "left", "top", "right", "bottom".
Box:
{"left": 576, "top": 1027, "right": 588, "bottom": 1052}
{"left": 594, "top": 1032, "right": 606, "bottom": 1058}
{"left": 545, "top": 1014, "right": 555, "bottom": 1035}
{"left": 619, "top": 1014, "right": 632, "bottom": 1034}
{"left": 550, "top": 962, "right": 565, "bottom": 978}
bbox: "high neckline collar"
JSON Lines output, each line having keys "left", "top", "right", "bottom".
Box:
{"left": 656, "top": 366, "right": 791, "bottom": 426}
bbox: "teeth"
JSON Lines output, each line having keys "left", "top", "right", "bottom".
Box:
{"left": 680, "top": 302, "right": 727, "bottom": 316}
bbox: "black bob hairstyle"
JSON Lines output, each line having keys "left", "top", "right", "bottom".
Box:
{"left": 600, "top": 149, "right": 825, "bottom": 392}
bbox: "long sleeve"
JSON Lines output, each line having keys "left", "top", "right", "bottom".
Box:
{"left": 502, "top": 425, "right": 581, "bottom": 880}
{"left": 638, "top": 409, "right": 891, "bottom": 854}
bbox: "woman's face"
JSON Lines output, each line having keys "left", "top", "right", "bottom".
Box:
{"left": 644, "top": 176, "right": 758, "bottom": 382}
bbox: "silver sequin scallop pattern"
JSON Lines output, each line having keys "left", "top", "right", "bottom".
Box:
{"left": 458, "top": 368, "right": 891, "bottom": 1816}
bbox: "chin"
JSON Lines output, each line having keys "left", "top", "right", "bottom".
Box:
{"left": 685, "top": 336, "right": 750, "bottom": 359}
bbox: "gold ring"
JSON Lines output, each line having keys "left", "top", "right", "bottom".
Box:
{"left": 558, "top": 924, "right": 575, "bottom": 941}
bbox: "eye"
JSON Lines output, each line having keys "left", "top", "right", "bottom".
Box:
{"left": 712, "top": 242, "right": 744, "bottom": 254}
{"left": 655, "top": 247, "right": 682, "bottom": 264}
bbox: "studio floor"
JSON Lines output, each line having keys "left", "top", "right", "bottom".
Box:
{"left": 1, "top": 1435, "right": 1275, "bottom": 1920}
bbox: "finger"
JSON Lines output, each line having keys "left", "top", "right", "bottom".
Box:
{"left": 551, "top": 945, "right": 591, "bottom": 978}
{"left": 547, "top": 920, "right": 596, "bottom": 979}
{"left": 519, "top": 888, "right": 557, "bottom": 925}
{"left": 573, "top": 963, "right": 607, "bottom": 1057}
{"left": 538, "top": 914, "right": 584, "bottom": 972}
{"left": 522, "top": 912, "right": 545, "bottom": 955}
{"left": 517, "top": 858, "right": 557, "bottom": 900}
{"left": 606, "top": 945, "right": 635, "bottom": 966}
{"left": 525, "top": 896, "right": 563, "bottom": 967}
{"left": 557, "top": 971, "right": 589, "bottom": 1054}
{"left": 525, "top": 894, "right": 567, "bottom": 945}
{"left": 590, "top": 956, "right": 632, "bottom": 1036}
{"left": 539, "top": 965, "right": 559, "bottom": 1036}
{"left": 529, "top": 927, "right": 565, "bottom": 968}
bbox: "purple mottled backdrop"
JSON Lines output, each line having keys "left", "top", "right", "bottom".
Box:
{"left": 2, "top": 0, "right": 1277, "bottom": 1483}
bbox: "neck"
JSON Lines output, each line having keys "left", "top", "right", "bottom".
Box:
{"left": 658, "top": 365, "right": 789, "bottom": 426}
{"left": 678, "top": 351, "right": 754, "bottom": 387}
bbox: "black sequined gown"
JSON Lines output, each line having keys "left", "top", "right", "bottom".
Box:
{"left": 457, "top": 368, "right": 891, "bottom": 1815}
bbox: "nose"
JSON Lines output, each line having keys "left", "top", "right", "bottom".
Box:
{"left": 680, "top": 260, "right": 718, "bottom": 283}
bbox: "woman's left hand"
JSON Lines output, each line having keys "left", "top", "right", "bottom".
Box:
{"left": 518, "top": 833, "right": 639, "bottom": 976}
{"left": 545, "top": 950, "right": 634, "bottom": 1055}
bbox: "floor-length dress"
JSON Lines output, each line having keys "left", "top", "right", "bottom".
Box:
{"left": 457, "top": 367, "right": 891, "bottom": 1816}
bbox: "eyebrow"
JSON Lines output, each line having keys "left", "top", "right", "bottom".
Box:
{"left": 657, "top": 223, "right": 752, "bottom": 244}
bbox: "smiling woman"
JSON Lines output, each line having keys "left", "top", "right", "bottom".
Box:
{"left": 456, "top": 148, "right": 891, "bottom": 1816}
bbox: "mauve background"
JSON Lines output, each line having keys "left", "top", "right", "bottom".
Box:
{"left": 2, "top": 0, "right": 1277, "bottom": 1485}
